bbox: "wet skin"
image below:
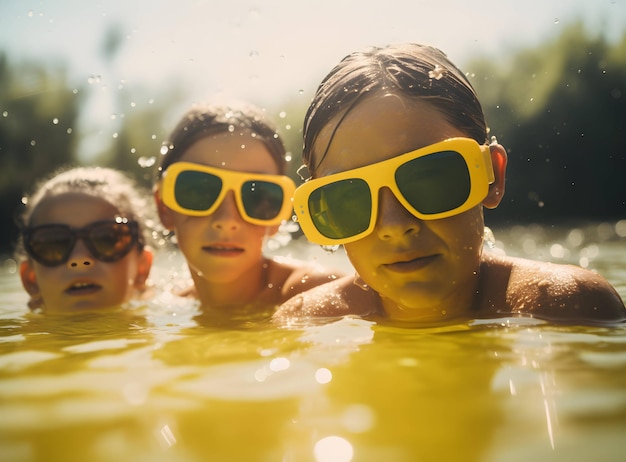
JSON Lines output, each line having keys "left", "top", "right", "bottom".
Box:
{"left": 156, "top": 133, "right": 282, "bottom": 307}
{"left": 274, "top": 93, "right": 625, "bottom": 325}
{"left": 20, "top": 193, "right": 150, "bottom": 312}
{"left": 311, "top": 93, "right": 493, "bottom": 322}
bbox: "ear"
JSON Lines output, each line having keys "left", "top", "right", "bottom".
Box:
{"left": 20, "top": 260, "right": 40, "bottom": 296}
{"left": 483, "top": 142, "right": 508, "bottom": 209}
{"left": 133, "top": 247, "right": 154, "bottom": 291}
{"left": 153, "top": 186, "right": 176, "bottom": 230}
{"left": 20, "top": 260, "right": 44, "bottom": 309}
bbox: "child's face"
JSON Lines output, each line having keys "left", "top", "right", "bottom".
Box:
{"left": 21, "top": 193, "right": 148, "bottom": 312}
{"left": 161, "top": 133, "right": 280, "bottom": 285}
{"left": 313, "top": 93, "right": 486, "bottom": 319}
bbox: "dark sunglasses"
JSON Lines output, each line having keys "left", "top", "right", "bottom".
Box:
{"left": 293, "top": 138, "right": 495, "bottom": 245}
{"left": 159, "top": 162, "right": 296, "bottom": 226}
{"left": 23, "top": 219, "right": 141, "bottom": 267}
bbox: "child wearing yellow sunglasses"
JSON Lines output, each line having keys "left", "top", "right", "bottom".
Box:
{"left": 154, "top": 103, "right": 342, "bottom": 319}
{"left": 274, "top": 43, "right": 625, "bottom": 325}
{"left": 17, "top": 167, "right": 154, "bottom": 313}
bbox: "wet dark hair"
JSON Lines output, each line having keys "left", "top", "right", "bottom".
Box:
{"left": 303, "top": 43, "right": 488, "bottom": 175}
{"left": 157, "top": 103, "right": 287, "bottom": 177}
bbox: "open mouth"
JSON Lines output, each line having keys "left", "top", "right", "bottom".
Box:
{"left": 65, "top": 282, "right": 102, "bottom": 295}
{"left": 202, "top": 244, "right": 245, "bottom": 256}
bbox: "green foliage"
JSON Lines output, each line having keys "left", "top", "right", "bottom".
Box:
{"left": 0, "top": 53, "right": 84, "bottom": 252}
{"left": 2, "top": 21, "right": 625, "bottom": 256}
{"left": 468, "top": 22, "right": 626, "bottom": 222}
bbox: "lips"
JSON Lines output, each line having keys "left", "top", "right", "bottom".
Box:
{"left": 383, "top": 254, "right": 440, "bottom": 273}
{"left": 65, "top": 281, "right": 102, "bottom": 295}
{"left": 202, "top": 243, "right": 245, "bottom": 257}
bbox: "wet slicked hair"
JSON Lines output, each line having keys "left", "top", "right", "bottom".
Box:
{"left": 157, "top": 103, "right": 287, "bottom": 177}
{"left": 303, "top": 43, "right": 488, "bottom": 175}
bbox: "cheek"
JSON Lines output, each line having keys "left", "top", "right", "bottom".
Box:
{"left": 171, "top": 217, "right": 206, "bottom": 244}
{"left": 343, "top": 240, "right": 373, "bottom": 273}
{"left": 435, "top": 209, "right": 485, "bottom": 256}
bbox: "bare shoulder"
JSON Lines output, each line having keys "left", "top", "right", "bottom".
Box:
{"left": 480, "top": 254, "right": 626, "bottom": 323}
{"left": 272, "top": 274, "right": 380, "bottom": 321}
{"left": 267, "top": 256, "right": 346, "bottom": 303}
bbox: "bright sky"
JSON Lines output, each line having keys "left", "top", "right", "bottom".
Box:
{"left": 1, "top": 0, "right": 624, "bottom": 156}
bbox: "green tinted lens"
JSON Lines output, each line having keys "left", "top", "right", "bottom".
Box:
{"left": 395, "top": 150, "right": 470, "bottom": 215}
{"left": 241, "top": 181, "right": 284, "bottom": 220}
{"left": 309, "top": 178, "right": 372, "bottom": 240}
{"left": 175, "top": 170, "right": 222, "bottom": 211}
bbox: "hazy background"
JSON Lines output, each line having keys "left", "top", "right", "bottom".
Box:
{"left": 1, "top": 0, "right": 625, "bottom": 254}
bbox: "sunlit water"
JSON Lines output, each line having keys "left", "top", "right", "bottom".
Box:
{"left": 1, "top": 222, "right": 625, "bottom": 462}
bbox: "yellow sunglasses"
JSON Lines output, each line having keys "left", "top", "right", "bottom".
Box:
{"left": 160, "top": 162, "right": 296, "bottom": 226}
{"left": 293, "top": 137, "right": 495, "bottom": 245}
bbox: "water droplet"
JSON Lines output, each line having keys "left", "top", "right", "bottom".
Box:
{"left": 160, "top": 145, "right": 169, "bottom": 155}
{"left": 269, "top": 357, "right": 290, "bottom": 372}
{"left": 138, "top": 156, "right": 156, "bottom": 168}
{"left": 2, "top": 111, "right": 8, "bottom": 117}
{"left": 52, "top": 118, "right": 59, "bottom": 124}
{"left": 315, "top": 368, "right": 332, "bottom": 384}
{"left": 314, "top": 436, "right": 353, "bottom": 462}
{"left": 554, "top": 18, "right": 559, "bottom": 24}
{"left": 279, "top": 111, "right": 287, "bottom": 119}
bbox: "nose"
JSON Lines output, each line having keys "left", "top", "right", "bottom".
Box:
{"left": 66, "top": 240, "right": 95, "bottom": 269}
{"left": 375, "top": 187, "right": 421, "bottom": 240}
{"left": 211, "top": 191, "right": 242, "bottom": 230}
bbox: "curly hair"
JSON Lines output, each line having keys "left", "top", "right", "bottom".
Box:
{"left": 15, "top": 166, "right": 157, "bottom": 261}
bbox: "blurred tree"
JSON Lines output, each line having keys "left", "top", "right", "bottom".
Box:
{"left": 90, "top": 24, "right": 186, "bottom": 188}
{"left": 469, "top": 22, "right": 626, "bottom": 224}
{"left": 0, "top": 23, "right": 186, "bottom": 255}
{"left": 100, "top": 85, "right": 185, "bottom": 187}
{"left": 0, "top": 53, "right": 84, "bottom": 254}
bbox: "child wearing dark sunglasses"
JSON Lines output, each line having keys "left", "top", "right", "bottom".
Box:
{"left": 274, "top": 43, "right": 625, "bottom": 325}
{"left": 154, "top": 103, "right": 342, "bottom": 318}
{"left": 16, "top": 167, "right": 154, "bottom": 312}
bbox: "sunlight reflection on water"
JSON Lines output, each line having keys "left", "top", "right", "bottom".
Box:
{"left": 0, "top": 222, "right": 625, "bottom": 461}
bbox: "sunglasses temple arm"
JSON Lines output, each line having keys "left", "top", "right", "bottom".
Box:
{"left": 482, "top": 146, "right": 495, "bottom": 184}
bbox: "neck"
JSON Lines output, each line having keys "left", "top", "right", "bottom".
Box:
{"left": 378, "top": 272, "right": 481, "bottom": 326}
{"left": 190, "top": 260, "right": 270, "bottom": 310}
